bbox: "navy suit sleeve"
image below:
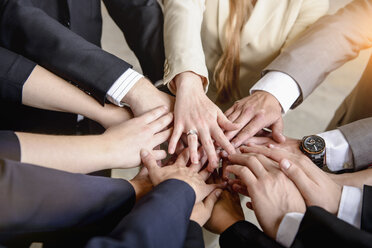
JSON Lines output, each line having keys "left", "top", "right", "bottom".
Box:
{"left": 86, "top": 179, "right": 196, "bottom": 248}
{"left": 219, "top": 221, "right": 283, "bottom": 248}
{"left": 0, "top": 46, "right": 36, "bottom": 104}
{"left": 0, "top": 0, "right": 132, "bottom": 105}
{"left": 183, "top": 221, "right": 205, "bottom": 248}
{"left": 0, "top": 131, "right": 20, "bottom": 161}
{"left": 0, "top": 159, "right": 136, "bottom": 247}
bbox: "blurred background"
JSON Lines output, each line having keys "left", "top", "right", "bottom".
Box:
{"left": 100, "top": 0, "right": 371, "bottom": 247}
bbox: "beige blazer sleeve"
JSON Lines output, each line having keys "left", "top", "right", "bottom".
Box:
{"left": 338, "top": 117, "right": 372, "bottom": 171}
{"left": 162, "top": 0, "right": 209, "bottom": 94}
{"left": 265, "top": 0, "right": 372, "bottom": 107}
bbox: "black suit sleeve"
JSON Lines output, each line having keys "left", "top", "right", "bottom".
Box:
{"left": 86, "top": 179, "right": 196, "bottom": 248}
{"left": 0, "top": 131, "right": 20, "bottom": 161}
{"left": 220, "top": 220, "right": 283, "bottom": 248}
{"left": 103, "top": 0, "right": 165, "bottom": 83}
{"left": 183, "top": 221, "right": 205, "bottom": 248}
{"left": 0, "top": 0, "right": 132, "bottom": 105}
{"left": 0, "top": 159, "right": 136, "bottom": 247}
{"left": 292, "top": 205, "right": 372, "bottom": 248}
{"left": 0, "top": 46, "right": 36, "bottom": 104}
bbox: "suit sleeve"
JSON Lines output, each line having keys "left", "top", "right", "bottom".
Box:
{"left": 338, "top": 117, "right": 372, "bottom": 170}
{"left": 0, "top": 131, "right": 21, "bottom": 161}
{"left": 292, "top": 205, "right": 372, "bottom": 248}
{"left": 265, "top": 0, "right": 372, "bottom": 107}
{"left": 0, "top": 0, "right": 132, "bottom": 105}
{"left": 183, "top": 221, "right": 205, "bottom": 248}
{"left": 86, "top": 179, "right": 196, "bottom": 248}
{"left": 162, "top": 0, "right": 209, "bottom": 93}
{"left": 0, "top": 159, "right": 136, "bottom": 247}
{"left": 0, "top": 46, "right": 36, "bottom": 104}
{"left": 219, "top": 220, "right": 283, "bottom": 248}
{"left": 102, "top": 0, "right": 165, "bottom": 83}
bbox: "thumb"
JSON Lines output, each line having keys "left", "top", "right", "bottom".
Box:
{"left": 141, "top": 149, "right": 158, "bottom": 174}
{"left": 217, "top": 111, "right": 240, "bottom": 131}
{"left": 270, "top": 118, "right": 285, "bottom": 143}
{"left": 204, "top": 189, "right": 223, "bottom": 211}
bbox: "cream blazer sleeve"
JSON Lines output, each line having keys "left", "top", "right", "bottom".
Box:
{"left": 162, "top": 0, "right": 209, "bottom": 93}
{"left": 282, "top": 0, "right": 329, "bottom": 49}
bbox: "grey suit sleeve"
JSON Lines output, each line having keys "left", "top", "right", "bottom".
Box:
{"left": 0, "top": 131, "right": 21, "bottom": 161}
{"left": 338, "top": 117, "right": 372, "bottom": 170}
{"left": 264, "top": 0, "right": 372, "bottom": 107}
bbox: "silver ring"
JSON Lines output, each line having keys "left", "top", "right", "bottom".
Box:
{"left": 187, "top": 129, "right": 198, "bottom": 136}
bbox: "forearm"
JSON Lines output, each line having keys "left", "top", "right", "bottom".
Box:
{"left": 22, "top": 65, "right": 132, "bottom": 128}
{"left": 16, "top": 132, "right": 111, "bottom": 174}
{"left": 333, "top": 169, "right": 372, "bottom": 189}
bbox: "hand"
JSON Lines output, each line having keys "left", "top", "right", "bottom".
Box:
{"left": 168, "top": 71, "right": 239, "bottom": 171}
{"left": 190, "top": 188, "right": 222, "bottom": 226}
{"left": 140, "top": 148, "right": 223, "bottom": 204}
{"left": 97, "top": 104, "right": 133, "bottom": 129}
{"left": 123, "top": 77, "right": 175, "bottom": 116}
{"left": 226, "top": 153, "right": 306, "bottom": 239}
{"left": 224, "top": 91, "right": 285, "bottom": 148}
{"left": 244, "top": 135, "right": 302, "bottom": 157}
{"left": 240, "top": 145, "right": 342, "bottom": 215}
{"left": 102, "top": 106, "right": 172, "bottom": 168}
{"left": 204, "top": 170, "right": 245, "bottom": 234}
{"left": 129, "top": 167, "right": 153, "bottom": 202}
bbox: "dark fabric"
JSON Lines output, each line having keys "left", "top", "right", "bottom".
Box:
{"left": 0, "top": 159, "right": 136, "bottom": 248}
{"left": 0, "top": 46, "right": 36, "bottom": 104}
{"left": 183, "top": 221, "right": 205, "bottom": 248}
{"left": 0, "top": 131, "right": 20, "bottom": 161}
{"left": 87, "top": 179, "right": 196, "bottom": 248}
{"left": 220, "top": 220, "right": 283, "bottom": 248}
{"left": 292, "top": 206, "right": 372, "bottom": 248}
{"left": 362, "top": 185, "right": 372, "bottom": 233}
{"left": 103, "top": 0, "right": 165, "bottom": 83}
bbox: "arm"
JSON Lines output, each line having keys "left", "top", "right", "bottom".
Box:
{"left": 266, "top": 0, "right": 372, "bottom": 104}
{"left": 0, "top": 159, "right": 136, "bottom": 247}
{"left": 15, "top": 106, "right": 172, "bottom": 173}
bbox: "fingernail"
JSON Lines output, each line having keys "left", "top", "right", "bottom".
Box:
{"left": 140, "top": 149, "right": 149, "bottom": 157}
{"left": 281, "top": 159, "right": 291, "bottom": 170}
{"left": 268, "top": 144, "right": 275, "bottom": 148}
{"left": 221, "top": 151, "right": 228, "bottom": 157}
{"left": 215, "top": 189, "right": 222, "bottom": 197}
{"left": 163, "top": 105, "right": 168, "bottom": 111}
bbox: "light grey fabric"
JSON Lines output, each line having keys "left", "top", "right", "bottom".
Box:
{"left": 338, "top": 118, "right": 372, "bottom": 170}
{"left": 264, "top": 0, "right": 372, "bottom": 108}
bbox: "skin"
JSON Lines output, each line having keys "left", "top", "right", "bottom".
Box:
{"left": 240, "top": 145, "right": 343, "bottom": 215}
{"left": 226, "top": 153, "right": 306, "bottom": 239}
{"left": 168, "top": 71, "right": 239, "bottom": 172}
{"left": 328, "top": 168, "right": 372, "bottom": 189}
{"left": 17, "top": 106, "right": 172, "bottom": 173}
{"left": 224, "top": 91, "right": 285, "bottom": 147}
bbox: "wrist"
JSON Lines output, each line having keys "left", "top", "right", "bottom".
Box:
{"left": 122, "top": 77, "right": 155, "bottom": 106}
{"left": 253, "top": 90, "right": 282, "bottom": 113}
{"left": 173, "top": 71, "right": 205, "bottom": 93}
{"left": 129, "top": 177, "right": 153, "bottom": 202}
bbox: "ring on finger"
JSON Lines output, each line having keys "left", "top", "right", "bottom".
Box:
{"left": 187, "top": 129, "right": 198, "bottom": 136}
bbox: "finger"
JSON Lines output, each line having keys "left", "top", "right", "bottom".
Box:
{"left": 232, "top": 183, "right": 249, "bottom": 196}
{"left": 175, "top": 139, "right": 186, "bottom": 155}
{"left": 224, "top": 107, "right": 255, "bottom": 141}
{"left": 148, "top": 112, "right": 173, "bottom": 133}
{"left": 152, "top": 150, "right": 167, "bottom": 161}
{"left": 242, "top": 136, "right": 275, "bottom": 146}
{"left": 168, "top": 124, "right": 183, "bottom": 154}
{"left": 199, "top": 131, "right": 219, "bottom": 171}
{"left": 140, "top": 105, "right": 169, "bottom": 124}
{"left": 221, "top": 158, "right": 229, "bottom": 180}
{"left": 228, "top": 154, "right": 267, "bottom": 178}
{"left": 204, "top": 189, "right": 223, "bottom": 210}
{"left": 187, "top": 132, "right": 199, "bottom": 164}
{"left": 190, "top": 148, "right": 207, "bottom": 173}
{"left": 224, "top": 104, "right": 236, "bottom": 117}
{"left": 246, "top": 201, "right": 253, "bottom": 210}
{"left": 175, "top": 148, "right": 190, "bottom": 166}
{"left": 270, "top": 118, "right": 286, "bottom": 143}
{"left": 140, "top": 149, "right": 158, "bottom": 173}
{"left": 232, "top": 113, "right": 265, "bottom": 147}
{"left": 153, "top": 128, "right": 173, "bottom": 147}
{"left": 240, "top": 145, "right": 286, "bottom": 163}
{"left": 211, "top": 127, "right": 235, "bottom": 155}
{"left": 226, "top": 109, "right": 241, "bottom": 123}
{"left": 279, "top": 159, "right": 314, "bottom": 198}
{"left": 199, "top": 168, "right": 212, "bottom": 181}
{"left": 217, "top": 111, "right": 240, "bottom": 131}
{"left": 226, "top": 165, "right": 256, "bottom": 187}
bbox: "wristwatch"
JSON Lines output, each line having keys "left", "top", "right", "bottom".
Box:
{"left": 299, "top": 135, "right": 326, "bottom": 168}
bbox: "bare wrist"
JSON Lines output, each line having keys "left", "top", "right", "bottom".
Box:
{"left": 174, "top": 71, "right": 205, "bottom": 93}
{"left": 122, "top": 77, "right": 155, "bottom": 106}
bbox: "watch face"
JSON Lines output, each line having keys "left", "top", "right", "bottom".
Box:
{"left": 303, "top": 136, "right": 325, "bottom": 154}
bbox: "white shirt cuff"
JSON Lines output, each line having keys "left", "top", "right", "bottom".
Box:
{"left": 276, "top": 212, "right": 304, "bottom": 248}
{"left": 318, "top": 129, "right": 353, "bottom": 171}
{"left": 337, "top": 185, "right": 363, "bottom": 228}
{"left": 106, "top": 68, "right": 144, "bottom": 107}
{"left": 250, "top": 71, "right": 301, "bottom": 113}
